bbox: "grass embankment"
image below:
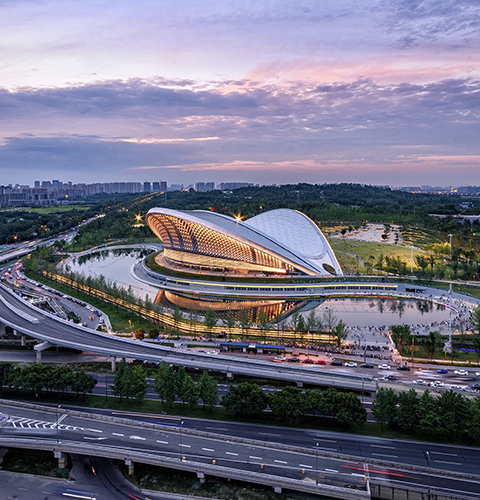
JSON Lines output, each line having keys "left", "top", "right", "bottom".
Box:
{"left": 1, "top": 448, "right": 69, "bottom": 478}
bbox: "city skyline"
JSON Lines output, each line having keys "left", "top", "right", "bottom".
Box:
{"left": 1, "top": 1, "right": 480, "bottom": 186}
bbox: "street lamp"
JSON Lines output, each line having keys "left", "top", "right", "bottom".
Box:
{"left": 448, "top": 233, "right": 453, "bottom": 259}
{"left": 179, "top": 420, "right": 184, "bottom": 461}
{"left": 424, "top": 450, "right": 431, "bottom": 499}
{"left": 105, "top": 356, "right": 109, "bottom": 402}
{"left": 56, "top": 405, "right": 61, "bottom": 445}
{"left": 315, "top": 442, "right": 319, "bottom": 485}
{"left": 410, "top": 245, "right": 414, "bottom": 274}
{"left": 361, "top": 376, "right": 365, "bottom": 403}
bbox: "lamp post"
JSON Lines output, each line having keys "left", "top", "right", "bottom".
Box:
{"left": 424, "top": 450, "right": 431, "bottom": 499}
{"left": 179, "top": 420, "right": 184, "bottom": 461}
{"left": 410, "top": 245, "right": 414, "bottom": 274}
{"left": 361, "top": 376, "right": 365, "bottom": 403}
{"left": 105, "top": 356, "right": 109, "bottom": 402}
{"left": 56, "top": 405, "right": 61, "bottom": 445}
{"left": 448, "top": 233, "right": 453, "bottom": 259}
{"left": 315, "top": 442, "right": 319, "bottom": 485}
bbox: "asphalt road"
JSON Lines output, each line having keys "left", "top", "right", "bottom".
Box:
{"left": 1, "top": 402, "right": 479, "bottom": 498}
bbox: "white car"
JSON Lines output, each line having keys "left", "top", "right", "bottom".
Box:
{"left": 345, "top": 362, "right": 358, "bottom": 367}
{"left": 475, "top": 372, "right": 480, "bottom": 377}
{"left": 432, "top": 381, "right": 445, "bottom": 388}
{"left": 454, "top": 369, "right": 469, "bottom": 376}
{"left": 378, "top": 364, "right": 390, "bottom": 370}
{"left": 413, "top": 379, "right": 427, "bottom": 386}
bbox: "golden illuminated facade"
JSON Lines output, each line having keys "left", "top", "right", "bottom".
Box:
{"left": 146, "top": 208, "right": 342, "bottom": 277}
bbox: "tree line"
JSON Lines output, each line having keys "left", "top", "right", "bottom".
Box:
{"left": 0, "top": 363, "right": 97, "bottom": 398}
{"left": 373, "top": 387, "right": 480, "bottom": 443}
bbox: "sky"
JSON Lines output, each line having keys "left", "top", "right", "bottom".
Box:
{"left": 1, "top": 0, "right": 479, "bottom": 187}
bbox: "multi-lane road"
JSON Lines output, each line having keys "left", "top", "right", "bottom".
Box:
{"left": 0, "top": 401, "right": 479, "bottom": 499}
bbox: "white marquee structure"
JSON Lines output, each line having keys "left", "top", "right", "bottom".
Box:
{"left": 145, "top": 208, "right": 343, "bottom": 277}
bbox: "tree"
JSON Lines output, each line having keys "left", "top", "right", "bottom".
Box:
{"left": 172, "top": 307, "right": 184, "bottom": 336}
{"left": 133, "top": 365, "right": 148, "bottom": 402}
{"left": 390, "top": 324, "right": 411, "bottom": 355}
{"left": 0, "top": 362, "right": 14, "bottom": 395}
{"left": 222, "top": 310, "right": 236, "bottom": 339}
{"left": 469, "top": 397, "right": 480, "bottom": 444}
{"left": 437, "top": 390, "right": 471, "bottom": 438}
{"left": 473, "top": 336, "right": 480, "bottom": 365}
{"left": 238, "top": 308, "right": 250, "bottom": 338}
{"left": 154, "top": 361, "right": 176, "bottom": 407}
{"left": 71, "top": 371, "right": 97, "bottom": 397}
{"left": 222, "top": 382, "right": 268, "bottom": 417}
{"left": 396, "top": 389, "right": 419, "bottom": 433}
{"left": 335, "top": 392, "right": 367, "bottom": 428}
{"left": 257, "top": 310, "right": 270, "bottom": 341}
{"left": 322, "top": 308, "right": 338, "bottom": 333}
{"left": 204, "top": 309, "right": 217, "bottom": 340}
{"left": 198, "top": 371, "right": 218, "bottom": 409}
{"left": 418, "top": 390, "right": 439, "bottom": 436}
{"left": 176, "top": 366, "right": 187, "bottom": 405}
{"left": 420, "top": 331, "right": 441, "bottom": 360}
{"left": 183, "top": 374, "right": 198, "bottom": 411}
{"left": 332, "top": 320, "right": 349, "bottom": 347}
{"left": 134, "top": 328, "right": 145, "bottom": 340}
{"left": 472, "top": 306, "right": 480, "bottom": 334}
{"left": 306, "top": 310, "right": 321, "bottom": 342}
{"left": 52, "top": 366, "right": 74, "bottom": 394}
{"left": 372, "top": 387, "right": 397, "bottom": 430}
{"left": 268, "top": 387, "right": 307, "bottom": 423}
{"left": 111, "top": 361, "right": 129, "bottom": 401}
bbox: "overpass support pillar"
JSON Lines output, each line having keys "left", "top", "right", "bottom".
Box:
{"left": 34, "top": 341, "right": 53, "bottom": 364}
{"left": 21, "top": 335, "right": 26, "bottom": 347}
{"left": 226, "top": 372, "right": 234, "bottom": 381}
{"left": 196, "top": 472, "right": 205, "bottom": 484}
{"left": 274, "top": 486, "right": 282, "bottom": 494}
{"left": 54, "top": 451, "right": 67, "bottom": 468}
{"left": 111, "top": 357, "right": 116, "bottom": 372}
{"left": 125, "top": 459, "right": 134, "bottom": 475}
{"left": 0, "top": 323, "right": 5, "bottom": 338}
{"left": 296, "top": 381, "right": 303, "bottom": 388}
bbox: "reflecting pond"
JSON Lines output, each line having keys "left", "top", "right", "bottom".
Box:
{"left": 64, "top": 248, "right": 456, "bottom": 330}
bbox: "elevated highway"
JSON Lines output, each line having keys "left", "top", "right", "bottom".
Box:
{"left": 0, "top": 283, "right": 375, "bottom": 393}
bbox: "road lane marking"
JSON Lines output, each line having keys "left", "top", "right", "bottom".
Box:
{"left": 372, "top": 453, "right": 398, "bottom": 458}
{"left": 250, "top": 456, "right": 262, "bottom": 460}
{"left": 259, "top": 432, "right": 281, "bottom": 437}
{"left": 315, "top": 437, "right": 336, "bottom": 443}
{"left": 202, "top": 448, "right": 214, "bottom": 452}
{"left": 90, "top": 429, "right": 103, "bottom": 433}
{"left": 299, "top": 464, "right": 313, "bottom": 469}
{"left": 370, "top": 445, "right": 395, "bottom": 449}
{"left": 434, "top": 460, "right": 462, "bottom": 465}
{"left": 112, "top": 433, "right": 124, "bottom": 437}
{"left": 206, "top": 427, "right": 228, "bottom": 431}
{"left": 156, "top": 440, "right": 168, "bottom": 444}
{"left": 325, "top": 468, "right": 338, "bottom": 473}
{"left": 226, "top": 452, "right": 238, "bottom": 456}
{"left": 84, "top": 437, "right": 108, "bottom": 440}
{"left": 180, "top": 444, "right": 191, "bottom": 448}
{"left": 274, "top": 460, "right": 287, "bottom": 464}
{"left": 431, "top": 452, "right": 457, "bottom": 456}
{"left": 130, "top": 435, "right": 146, "bottom": 440}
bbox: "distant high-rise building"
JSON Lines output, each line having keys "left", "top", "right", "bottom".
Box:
{"left": 143, "top": 181, "right": 151, "bottom": 193}
{"left": 218, "top": 182, "right": 253, "bottom": 190}
{"left": 160, "top": 181, "right": 167, "bottom": 192}
{"left": 34, "top": 180, "right": 40, "bottom": 188}
{"left": 195, "top": 182, "right": 215, "bottom": 192}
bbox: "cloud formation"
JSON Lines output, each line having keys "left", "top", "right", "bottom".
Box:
{"left": 0, "top": 0, "right": 479, "bottom": 186}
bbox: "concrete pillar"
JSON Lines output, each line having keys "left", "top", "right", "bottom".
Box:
{"left": 125, "top": 459, "right": 134, "bottom": 475}
{"left": 296, "top": 381, "right": 303, "bottom": 388}
{"left": 54, "top": 451, "right": 67, "bottom": 468}
{"left": 274, "top": 486, "right": 282, "bottom": 494}
{"left": 36, "top": 350, "right": 42, "bottom": 363}
{"left": 0, "top": 323, "right": 5, "bottom": 337}
{"left": 21, "top": 335, "right": 26, "bottom": 347}
{"left": 111, "top": 357, "right": 116, "bottom": 372}
{"left": 226, "top": 372, "right": 234, "bottom": 381}
{"left": 12, "top": 329, "right": 17, "bottom": 337}
{"left": 196, "top": 472, "right": 205, "bottom": 484}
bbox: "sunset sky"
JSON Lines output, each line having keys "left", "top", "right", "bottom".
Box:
{"left": 1, "top": 0, "right": 479, "bottom": 186}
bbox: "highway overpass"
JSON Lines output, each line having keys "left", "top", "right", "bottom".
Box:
{"left": 0, "top": 283, "right": 376, "bottom": 393}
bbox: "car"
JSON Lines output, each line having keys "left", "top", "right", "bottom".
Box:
{"left": 413, "top": 379, "right": 427, "bottom": 386}
{"left": 315, "top": 359, "right": 326, "bottom": 365}
{"left": 272, "top": 356, "right": 284, "bottom": 363}
{"left": 397, "top": 365, "right": 410, "bottom": 371}
{"left": 378, "top": 364, "right": 390, "bottom": 370}
{"left": 302, "top": 358, "right": 315, "bottom": 364}
{"left": 386, "top": 374, "right": 398, "bottom": 381}
{"left": 287, "top": 357, "right": 300, "bottom": 363}
{"left": 330, "top": 360, "right": 342, "bottom": 366}
{"left": 471, "top": 384, "right": 480, "bottom": 392}
{"left": 454, "top": 369, "right": 469, "bottom": 376}
{"left": 345, "top": 362, "right": 358, "bottom": 367}
{"left": 432, "top": 381, "right": 445, "bottom": 388}
{"left": 476, "top": 372, "right": 480, "bottom": 377}
{"left": 361, "top": 363, "right": 374, "bottom": 369}
{"left": 437, "top": 368, "right": 448, "bottom": 374}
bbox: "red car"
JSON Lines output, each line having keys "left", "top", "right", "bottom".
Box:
{"left": 315, "top": 359, "right": 326, "bottom": 365}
